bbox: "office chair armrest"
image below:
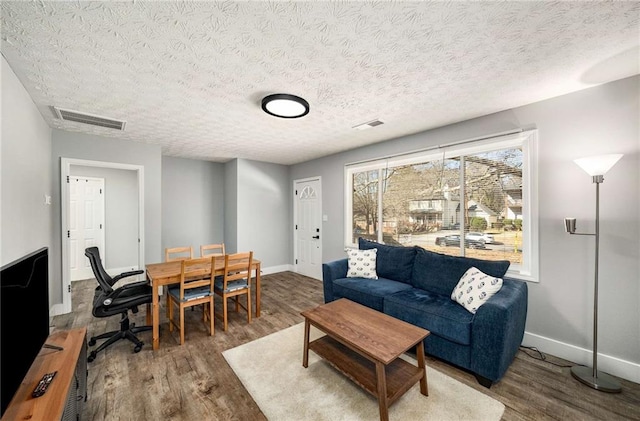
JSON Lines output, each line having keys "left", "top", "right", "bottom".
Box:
{"left": 102, "top": 281, "right": 150, "bottom": 304}
{"left": 112, "top": 269, "right": 144, "bottom": 283}
{"left": 118, "top": 280, "right": 150, "bottom": 290}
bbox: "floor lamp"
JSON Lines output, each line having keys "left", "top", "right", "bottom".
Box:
{"left": 564, "top": 153, "right": 623, "bottom": 393}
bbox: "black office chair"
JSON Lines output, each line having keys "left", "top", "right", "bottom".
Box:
{"left": 84, "top": 247, "right": 153, "bottom": 362}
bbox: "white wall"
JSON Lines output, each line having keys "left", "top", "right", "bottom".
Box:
{"left": 70, "top": 165, "right": 138, "bottom": 270}
{"left": 161, "top": 156, "right": 225, "bottom": 254}
{"left": 0, "top": 57, "right": 53, "bottom": 297}
{"left": 290, "top": 76, "right": 640, "bottom": 382}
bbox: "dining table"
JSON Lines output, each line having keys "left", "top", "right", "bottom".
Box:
{"left": 145, "top": 257, "right": 262, "bottom": 350}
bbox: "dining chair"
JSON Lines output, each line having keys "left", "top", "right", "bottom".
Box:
{"left": 200, "top": 243, "right": 225, "bottom": 257}
{"left": 214, "top": 251, "right": 253, "bottom": 332}
{"left": 165, "top": 246, "right": 193, "bottom": 262}
{"left": 167, "top": 257, "right": 215, "bottom": 345}
{"left": 164, "top": 246, "right": 194, "bottom": 316}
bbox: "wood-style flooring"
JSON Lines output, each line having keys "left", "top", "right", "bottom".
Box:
{"left": 51, "top": 272, "right": 640, "bottom": 421}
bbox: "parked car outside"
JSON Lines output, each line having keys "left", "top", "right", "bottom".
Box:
{"left": 465, "top": 232, "right": 494, "bottom": 244}
{"left": 435, "top": 234, "right": 485, "bottom": 249}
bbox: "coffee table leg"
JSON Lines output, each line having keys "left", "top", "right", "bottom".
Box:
{"left": 303, "top": 319, "right": 310, "bottom": 368}
{"left": 375, "top": 362, "right": 389, "bottom": 421}
{"left": 416, "top": 341, "right": 428, "bottom": 396}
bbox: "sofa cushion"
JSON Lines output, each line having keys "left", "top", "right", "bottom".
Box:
{"left": 333, "top": 277, "right": 413, "bottom": 311}
{"left": 451, "top": 267, "right": 504, "bottom": 314}
{"left": 384, "top": 288, "right": 474, "bottom": 345}
{"left": 411, "top": 247, "right": 510, "bottom": 296}
{"left": 383, "top": 288, "right": 473, "bottom": 345}
{"left": 358, "top": 238, "right": 416, "bottom": 284}
{"left": 345, "top": 248, "right": 378, "bottom": 279}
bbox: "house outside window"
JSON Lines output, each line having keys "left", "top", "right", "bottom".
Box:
{"left": 345, "top": 130, "right": 539, "bottom": 282}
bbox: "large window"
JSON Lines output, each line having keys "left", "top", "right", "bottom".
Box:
{"left": 345, "top": 130, "right": 538, "bottom": 281}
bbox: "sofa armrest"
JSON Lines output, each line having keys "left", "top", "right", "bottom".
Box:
{"left": 470, "top": 277, "right": 528, "bottom": 382}
{"left": 322, "top": 259, "right": 348, "bottom": 303}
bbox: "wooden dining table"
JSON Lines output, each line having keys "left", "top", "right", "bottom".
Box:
{"left": 145, "top": 257, "right": 262, "bottom": 350}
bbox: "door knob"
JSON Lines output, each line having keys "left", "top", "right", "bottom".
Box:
{"left": 312, "top": 235, "right": 320, "bottom": 239}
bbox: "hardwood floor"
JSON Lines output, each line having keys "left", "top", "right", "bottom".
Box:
{"left": 52, "top": 272, "right": 640, "bottom": 421}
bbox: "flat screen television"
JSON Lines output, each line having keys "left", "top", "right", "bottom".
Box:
{"left": 0, "top": 247, "right": 50, "bottom": 416}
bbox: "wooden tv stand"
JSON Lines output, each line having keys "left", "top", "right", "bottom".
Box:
{"left": 1, "top": 327, "right": 88, "bottom": 421}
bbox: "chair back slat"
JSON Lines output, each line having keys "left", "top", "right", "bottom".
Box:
{"left": 201, "top": 243, "right": 225, "bottom": 257}
{"left": 222, "top": 252, "right": 253, "bottom": 287}
{"left": 166, "top": 246, "right": 193, "bottom": 262}
{"left": 179, "top": 257, "right": 214, "bottom": 300}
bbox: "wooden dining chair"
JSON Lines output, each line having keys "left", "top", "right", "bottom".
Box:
{"left": 214, "top": 251, "right": 253, "bottom": 332}
{"left": 165, "top": 246, "right": 193, "bottom": 262}
{"left": 200, "top": 243, "right": 225, "bottom": 257}
{"left": 164, "top": 246, "right": 194, "bottom": 316}
{"left": 167, "top": 257, "right": 215, "bottom": 345}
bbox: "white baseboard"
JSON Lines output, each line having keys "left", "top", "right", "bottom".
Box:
{"left": 50, "top": 302, "right": 70, "bottom": 317}
{"left": 261, "top": 264, "right": 294, "bottom": 275}
{"left": 523, "top": 331, "right": 640, "bottom": 384}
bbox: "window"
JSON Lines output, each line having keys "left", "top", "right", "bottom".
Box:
{"left": 345, "top": 130, "right": 538, "bottom": 282}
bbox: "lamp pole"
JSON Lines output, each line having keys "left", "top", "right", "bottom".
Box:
{"left": 567, "top": 174, "right": 621, "bottom": 393}
{"left": 592, "top": 175, "right": 601, "bottom": 378}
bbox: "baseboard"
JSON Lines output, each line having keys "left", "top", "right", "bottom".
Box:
{"left": 50, "top": 302, "right": 70, "bottom": 317}
{"left": 261, "top": 264, "right": 294, "bottom": 275}
{"left": 523, "top": 331, "right": 640, "bottom": 384}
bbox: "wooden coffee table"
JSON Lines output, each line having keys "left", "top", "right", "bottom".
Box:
{"left": 301, "top": 299, "right": 430, "bottom": 421}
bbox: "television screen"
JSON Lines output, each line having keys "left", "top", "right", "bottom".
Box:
{"left": 0, "top": 247, "right": 50, "bottom": 416}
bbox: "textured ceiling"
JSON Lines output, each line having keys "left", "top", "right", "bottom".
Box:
{"left": 1, "top": 1, "right": 638, "bottom": 165}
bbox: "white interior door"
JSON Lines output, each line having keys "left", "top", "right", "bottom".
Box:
{"left": 294, "top": 178, "right": 322, "bottom": 280}
{"left": 69, "top": 177, "right": 105, "bottom": 281}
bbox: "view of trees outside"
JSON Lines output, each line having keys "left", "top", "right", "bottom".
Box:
{"left": 351, "top": 169, "right": 379, "bottom": 244}
{"left": 351, "top": 147, "right": 524, "bottom": 266}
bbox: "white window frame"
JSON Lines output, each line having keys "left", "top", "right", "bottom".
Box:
{"left": 344, "top": 130, "right": 539, "bottom": 282}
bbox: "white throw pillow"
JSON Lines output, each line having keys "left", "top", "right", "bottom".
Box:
{"left": 451, "top": 266, "right": 503, "bottom": 314}
{"left": 345, "top": 248, "right": 378, "bottom": 279}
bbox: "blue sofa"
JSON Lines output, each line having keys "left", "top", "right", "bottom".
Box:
{"left": 322, "top": 238, "right": 528, "bottom": 386}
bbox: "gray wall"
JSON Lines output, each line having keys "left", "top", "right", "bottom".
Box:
{"left": 224, "top": 159, "right": 238, "bottom": 254}
{"left": 236, "top": 159, "right": 291, "bottom": 268}
{"left": 291, "top": 76, "right": 639, "bottom": 373}
{"left": 70, "top": 165, "right": 138, "bottom": 270}
{"left": 51, "top": 130, "right": 162, "bottom": 304}
{"left": 1, "top": 57, "right": 53, "bottom": 299}
{"left": 161, "top": 156, "right": 225, "bottom": 255}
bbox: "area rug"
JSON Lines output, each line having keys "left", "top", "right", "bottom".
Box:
{"left": 223, "top": 323, "right": 505, "bottom": 421}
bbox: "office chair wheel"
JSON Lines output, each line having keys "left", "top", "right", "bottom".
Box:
{"left": 88, "top": 351, "right": 97, "bottom": 362}
{"left": 88, "top": 338, "right": 97, "bottom": 346}
{"left": 133, "top": 344, "right": 143, "bottom": 353}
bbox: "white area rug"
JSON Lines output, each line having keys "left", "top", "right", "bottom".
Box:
{"left": 223, "top": 323, "right": 505, "bottom": 421}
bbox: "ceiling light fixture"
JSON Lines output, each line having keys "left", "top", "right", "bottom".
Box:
{"left": 261, "top": 94, "right": 309, "bottom": 119}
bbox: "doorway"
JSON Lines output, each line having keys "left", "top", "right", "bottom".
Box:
{"left": 59, "top": 158, "right": 144, "bottom": 315}
{"left": 294, "top": 177, "right": 322, "bottom": 280}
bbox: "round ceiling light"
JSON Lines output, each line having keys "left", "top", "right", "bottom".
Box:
{"left": 261, "top": 93, "right": 309, "bottom": 119}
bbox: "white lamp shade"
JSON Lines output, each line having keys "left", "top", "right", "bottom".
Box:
{"left": 573, "top": 154, "right": 623, "bottom": 176}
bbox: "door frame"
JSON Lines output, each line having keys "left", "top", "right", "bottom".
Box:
{"left": 58, "top": 158, "right": 144, "bottom": 315}
{"left": 69, "top": 176, "right": 105, "bottom": 281}
{"left": 293, "top": 176, "right": 322, "bottom": 280}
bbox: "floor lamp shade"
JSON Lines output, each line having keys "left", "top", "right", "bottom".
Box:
{"left": 564, "top": 153, "right": 623, "bottom": 393}
{"left": 574, "top": 154, "right": 623, "bottom": 176}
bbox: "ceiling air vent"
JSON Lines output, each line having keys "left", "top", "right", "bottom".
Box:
{"left": 353, "top": 119, "right": 384, "bottom": 131}
{"left": 52, "top": 107, "right": 126, "bottom": 131}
